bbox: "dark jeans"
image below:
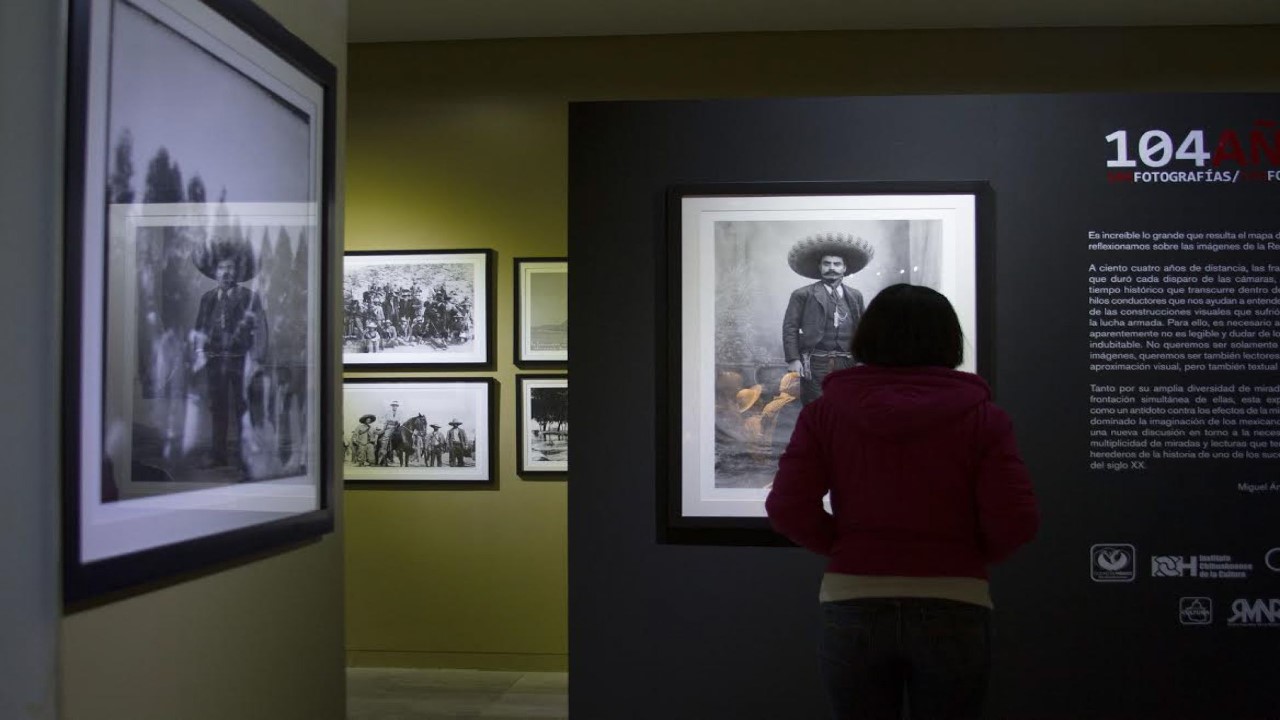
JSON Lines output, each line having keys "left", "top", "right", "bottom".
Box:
{"left": 801, "top": 354, "right": 854, "bottom": 404}
{"left": 820, "top": 598, "right": 991, "bottom": 720}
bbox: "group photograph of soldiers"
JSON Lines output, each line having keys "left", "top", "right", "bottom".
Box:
{"left": 343, "top": 258, "right": 478, "bottom": 358}
{"left": 342, "top": 381, "right": 491, "bottom": 482}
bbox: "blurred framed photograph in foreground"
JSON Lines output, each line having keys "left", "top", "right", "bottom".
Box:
{"left": 661, "top": 182, "right": 993, "bottom": 544}
{"left": 64, "top": 0, "right": 335, "bottom": 602}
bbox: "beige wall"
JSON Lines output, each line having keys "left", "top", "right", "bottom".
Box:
{"left": 59, "top": 2, "right": 349, "bottom": 719}
{"left": 345, "top": 24, "right": 1280, "bottom": 673}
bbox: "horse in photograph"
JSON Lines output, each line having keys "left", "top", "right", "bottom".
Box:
{"left": 387, "top": 414, "right": 429, "bottom": 467}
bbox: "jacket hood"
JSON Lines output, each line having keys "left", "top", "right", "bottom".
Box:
{"left": 820, "top": 365, "right": 990, "bottom": 438}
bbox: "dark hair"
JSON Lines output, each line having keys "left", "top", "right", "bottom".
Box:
{"left": 850, "top": 284, "right": 963, "bottom": 368}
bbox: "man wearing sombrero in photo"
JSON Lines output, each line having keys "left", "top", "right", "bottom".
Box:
{"left": 782, "top": 233, "right": 874, "bottom": 405}
{"left": 446, "top": 419, "right": 469, "bottom": 467}
{"left": 190, "top": 236, "right": 267, "bottom": 469}
{"left": 425, "top": 422, "right": 445, "bottom": 467}
{"left": 351, "top": 414, "right": 377, "bottom": 466}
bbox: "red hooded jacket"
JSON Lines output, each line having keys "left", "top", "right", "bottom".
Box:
{"left": 765, "top": 365, "right": 1038, "bottom": 578}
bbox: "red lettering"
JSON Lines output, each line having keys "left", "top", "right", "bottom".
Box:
{"left": 1248, "top": 130, "right": 1280, "bottom": 166}
{"left": 1214, "top": 129, "right": 1247, "bottom": 166}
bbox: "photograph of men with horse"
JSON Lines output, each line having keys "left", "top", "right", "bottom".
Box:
{"left": 342, "top": 379, "right": 493, "bottom": 484}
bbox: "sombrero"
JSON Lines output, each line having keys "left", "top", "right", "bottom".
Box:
{"left": 779, "top": 372, "right": 801, "bottom": 397}
{"left": 448, "top": 419, "right": 463, "bottom": 426}
{"left": 787, "top": 233, "right": 874, "bottom": 280}
{"left": 358, "top": 414, "right": 376, "bottom": 424}
{"left": 735, "top": 384, "right": 763, "bottom": 413}
{"left": 430, "top": 424, "right": 441, "bottom": 430}
{"left": 192, "top": 236, "right": 259, "bottom": 283}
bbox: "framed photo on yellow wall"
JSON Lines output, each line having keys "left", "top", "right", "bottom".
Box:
{"left": 344, "top": 249, "right": 495, "bottom": 370}
{"left": 514, "top": 257, "right": 568, "bottom": 367}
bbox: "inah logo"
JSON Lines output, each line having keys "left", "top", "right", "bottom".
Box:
{"left": 1179, "top": 597, "right": 1213, "bottom": 626}
{"left": 1153, "top": 556, "right": 1198, "bottom": 577}
{"left": 1091, "top": 544, "right": 1136, "bottom": 582}
{"left": 1227, "top": 598, "right": 1280, "bottom": 626}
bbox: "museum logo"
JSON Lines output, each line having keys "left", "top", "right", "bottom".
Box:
{"left": 1227, "top": 598, "right": 1280, "bottom": 627}
{"left": 1265, "top": 548, "right": 1280, "bottom": 573}
{"left": 1179, "top": 597, "right": 1213, "bottom": 626}
{"left": 1091, "top": 543, "right": 1136, "bottom": 582}
{"left": 1150, "top": 554, "right": 1253, "bottom": 580}
{"left": 1152, "top": 556, "right": 1197, "bottom": 577}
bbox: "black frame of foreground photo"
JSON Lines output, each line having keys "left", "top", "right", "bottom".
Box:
{"left": 657, "top": 180, "right": 996, "bottom": 545}
{"left": 62, "top": 0, "right": 337, "bottom": 604}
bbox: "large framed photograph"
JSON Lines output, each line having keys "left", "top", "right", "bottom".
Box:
{"left": 343, "top": 250, "right": 494, "bottom": 369}
{"left": 661, "top": 182, "right": 992, "bottom": 544}
{"left": 514, "top": 258, "right": 568, "bottom": 366}
{"left": 343, "top": 377, "right": 496, "bottom": 487}
{"left": 63, "top": 0, "right": 336, "bottom": 602}
{"left": 516, "top": 375, "right": 569, "bottom": 476}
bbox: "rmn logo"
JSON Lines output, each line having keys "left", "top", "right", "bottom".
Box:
{"left": 1227, "top": 598, "right": 1280, "bottom": 625}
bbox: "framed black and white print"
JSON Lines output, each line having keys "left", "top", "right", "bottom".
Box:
{"left": 514, "top": 258, "right": 568, "bottom": 366}
{"left": 343, "top": 250, "right": 495, "bottom": 369}
{"left": 63, "top": 0, "right": 336, "bottom": 601}
{"left": 343, "top": 377, "right": 496, "bottom": 487}
{"left": 516, "top": 375, "right": 568, "bottom": 476}
{"left": 661, "top": 182, "right": 992, "bottom": 544}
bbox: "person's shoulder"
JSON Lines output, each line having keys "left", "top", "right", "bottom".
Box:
{"left": 789, "top": 281, "right": 820, "bottom": 297}
{"left": 974, "top": 399, "right": 1015, "bottom": 440}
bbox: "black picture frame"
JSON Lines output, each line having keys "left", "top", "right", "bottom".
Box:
{"left": 343, "top": 249, "right": 496, "bottom": 371}
{"left": 342, "top": 377, "right": 498, "bottom": 489}
{"left": 63, "top": 0, "right": 337, "bottom": 604}
{"left": 513, "top": 257, "right": 569, "bottom": 367}
{"left": 516, "top": 374, "right": 569, "bottom": 477}
{"left": 658, "top": 181, "right": 995, "bottom": 545}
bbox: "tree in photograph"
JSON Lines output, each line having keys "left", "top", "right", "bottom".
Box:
{"left": 186, "top": 174, "right": 206, "bottom": 204}
{"left": 715, "top": 259, "right": 762, "bottom": 367}
{"left": 135, "top": 146, "right": 188, "bottom": 397}
{"left": 107, "top": 129, "right": 135, "bottom": 204}
{"left": 530, "top": 387, "right": 568, "bottom": 434}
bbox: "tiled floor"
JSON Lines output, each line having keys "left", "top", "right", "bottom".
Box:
{"left": 347, "top": 667, "right": 568, "bottom": 719}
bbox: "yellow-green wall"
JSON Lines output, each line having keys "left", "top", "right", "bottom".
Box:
{"left": 61, "top": 2, "right": 349, "bottom": 718}
{"left": 345, "top": 25, "right": 1280, "bottom": 672}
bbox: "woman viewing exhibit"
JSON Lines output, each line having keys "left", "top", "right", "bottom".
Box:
{"left": 765, "top": 284, "right": 1039, "bottom": 720}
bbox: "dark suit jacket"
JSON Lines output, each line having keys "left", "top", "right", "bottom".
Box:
{"left": 782, "top": 281, "right": 865, "bottom": 362}
{"left": 194, "top": 284, "right": 265, "bottom": 356}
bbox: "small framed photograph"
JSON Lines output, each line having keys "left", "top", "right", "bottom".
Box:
{"left": 661, "top": 182, "right": 992, "bottom": 543}
{"left": 516, "top": 375, "right": 569, "bottom": 476}
{"left": 343, "top": 377, "right": 497, "bottom": 487}
{"left": 63, "top": 0, "right": 336, "bottom": 601}
{"left": 343, "top": 250, "right": 495, "bottom": 369}
{"left": 514, "top": 258, "right": 568, "bottom": 367}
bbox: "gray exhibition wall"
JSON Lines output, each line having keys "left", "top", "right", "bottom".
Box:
{"left": 568, "top": 94, "right": 1280, "bottom": 719}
